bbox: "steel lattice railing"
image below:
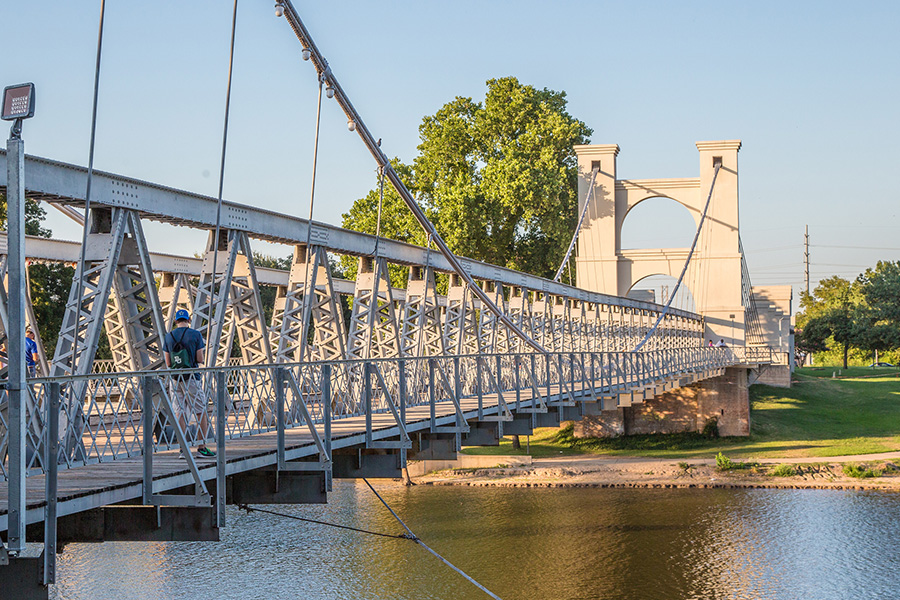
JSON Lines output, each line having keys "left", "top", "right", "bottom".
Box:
{"left": 0, "top": 347, "right": 755, "bottom": 481}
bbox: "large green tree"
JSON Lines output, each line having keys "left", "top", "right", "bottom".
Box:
{"left": 342, "top": 77, "right": 592, "bottom": 281}
{"left": 797, "top": 267, "right": 900, "bottom": 368}
{"left": 857, "top": 261, "right": 900, "bottom": 327}
{"left": 855, "top": 261, "right": 900, "bottom": 360}
{"left": 796, "top": 277, "right": 861, "bottom": 369}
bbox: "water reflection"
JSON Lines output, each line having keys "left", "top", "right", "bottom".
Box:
{"left": 50, "top": 483, "right": 900, "bottom": 600}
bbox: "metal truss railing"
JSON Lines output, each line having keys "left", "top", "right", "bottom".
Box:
{"left": 0, "top": 347, "right": 747, "bottom": 482}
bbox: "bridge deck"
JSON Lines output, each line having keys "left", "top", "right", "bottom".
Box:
{"left": 0, "top": 380, "right": 599, "bottom": 532}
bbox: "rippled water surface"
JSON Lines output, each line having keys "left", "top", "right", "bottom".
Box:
{"left": 49, "top": 482, "right": 900, "bottom": 600}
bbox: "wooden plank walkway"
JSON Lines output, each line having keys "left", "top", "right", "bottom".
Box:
{"left": 0, "top": 365, "right": 725, "bottom": 532}
{"left": 0, "top": 379, "right": 602, "bottom": 531}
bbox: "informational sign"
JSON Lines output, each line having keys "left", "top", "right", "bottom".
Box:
{"left": 2, "top": 83, "right": 36, "bottom": 121}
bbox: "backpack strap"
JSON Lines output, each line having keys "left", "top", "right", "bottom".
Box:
{"left": 173, "top": 327, "right": 189, "bottom": 350}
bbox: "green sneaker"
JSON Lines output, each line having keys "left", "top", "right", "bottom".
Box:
{"left": 197, "top": 446, "right": 216, "bottom": 458}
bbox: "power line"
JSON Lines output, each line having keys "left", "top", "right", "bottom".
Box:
{"left": 811, "top": 244, "right": 900, "bottom": 251}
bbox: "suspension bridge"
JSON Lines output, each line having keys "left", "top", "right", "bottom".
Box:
{"left": 0, "top": 2, "right": 791, "bottom": 597}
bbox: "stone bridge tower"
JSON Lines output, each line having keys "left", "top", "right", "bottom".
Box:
{"left": 573, "top": 140, "right": 745, "bottom": 346}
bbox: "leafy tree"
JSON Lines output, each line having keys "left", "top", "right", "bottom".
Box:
{"left": 342, "top": 77, "right": 592, "bottom": 283}
{"left": 27, "top": 262, "right": 75, "bottom": 356}
{"left": 341, "top": 160, "right": 424, "bottom": 288}
{"left": 0, "top": 193, "right": 53, "bottom": 238}
{"left": 857, "top": 261, "right": 900, "bottom": 327}
{"left": 855, "top": 261, "right": 900, "bottom": 362}
{"left": 796, "top": 277, "right": 860, "bottom": 369}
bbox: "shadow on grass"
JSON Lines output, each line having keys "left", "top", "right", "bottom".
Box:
{"left": 461, "top": 374, "right": 900, "bottom": 459}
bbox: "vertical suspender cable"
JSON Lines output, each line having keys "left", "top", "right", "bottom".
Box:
{"left": 303, "top": 74, "right": 324, "bottom": 252}
{"left": 207, "top": 0, "right": 240, "bottom": 357}
{"left": 633, "top": 163, "right": 720, "bottom": 352}
{"left": 73, "top": 0, "right": 107, "bottom": 373}
{"left": 298, "top": 75, "right": 325, "bottom": 358}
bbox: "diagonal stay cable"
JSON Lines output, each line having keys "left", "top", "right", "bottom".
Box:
{"left": 554, "top": 166, "right": 600, "bottom": 282}
{"left": 236, "top": 504, "right": 414, "bottom": 540}
{"left": 633, "top": 163, "right": 720, "bottom": 352}
{"left": 362, "top": 478, "right": 504, "bottom": 600}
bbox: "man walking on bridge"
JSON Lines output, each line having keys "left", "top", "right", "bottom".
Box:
{"left": 164, "top": 309, "right": 215, "bottom": 457}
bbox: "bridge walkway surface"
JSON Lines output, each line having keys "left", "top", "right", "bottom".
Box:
{"left": 0, "top": 356, "right": 729, "bottom": 533}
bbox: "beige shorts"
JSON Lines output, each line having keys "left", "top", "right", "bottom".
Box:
{"left": 172, "top": 376, "right": 206, "bottom": 418}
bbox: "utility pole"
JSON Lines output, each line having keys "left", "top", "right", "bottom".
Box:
{"left": 804, "top": 225, "right": 809, "bottom": 295}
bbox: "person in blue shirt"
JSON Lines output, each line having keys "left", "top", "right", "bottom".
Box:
{"left": 163, "top": 309, "right": 215, "bottom": 458}
{"left": 25, "top": 326, "right": 39, "bottom": 378}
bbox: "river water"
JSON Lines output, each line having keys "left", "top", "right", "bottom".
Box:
{"left": 49, "top": 481, "right": 900, "bottom": 600}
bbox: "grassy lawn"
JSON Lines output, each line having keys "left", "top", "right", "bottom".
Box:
{"left": 461, "top": 368, "right": 900, "bottom": 460}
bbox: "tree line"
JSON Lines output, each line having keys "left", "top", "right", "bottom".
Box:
{"left": 796, "top": 261, "right": 900, "bottom": 368}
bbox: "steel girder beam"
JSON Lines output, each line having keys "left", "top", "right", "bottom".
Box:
{"left": 49, "top": 208, "right": 194, "bottom": 477}
{"left": 443, "top": 274, "right": 479, "bottom": 355}
{"left": 400, "top": 265, "right": 445, "bottom": 359}
{"left": 193, "top": 229, "right": 273, "bottom": 368}
{"left": 531, "top": 294, "right": 550, "bottom": 350}
{"left": 271, "top": 244, "right": 345, "bottom": 363}
{"left": 508, "top": 288, "right": 533, "bottom": 354}
{"left": 476, "top": 281, "right": 509, "bottom": 355}
{"left": 159, "top": 272, "right": 196, "bottom": 331}
{"left": 192, "top": 229, "right": 273, "bottom": 427}
{"left": 0, "top": 151, "right": 699, "bottom": 320}
{"left": 103, "top": 212, "right": 168, "bottom": 373}
{"left": 51, "top": 207, "right": 132, "bottom": 378}
{"left": 347, "top": 256, "right": 400, "bottom": 360}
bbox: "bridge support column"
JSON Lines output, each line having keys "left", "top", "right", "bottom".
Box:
{"left": 25, "top": 506, "right": 219, "bottom": 544}
{"left": 409, "top": 432, "right": 457, "bottom": 461}
{"left": 503, "top": 413, "right": 534, "bottom": 436}
{"left": 332, "top": 448, "right": 403, "bottom": 478}
{"left": 463, "top": 421, "right": 501, "bottom": 446}
{"left": 573, "top": 367, "right": 750, "bottom": 438}
{"left": 0, "top": 558, "right": 47, "bottom": 600}
{"left": 230, "top": 467, "right": 328, "bottom": 503}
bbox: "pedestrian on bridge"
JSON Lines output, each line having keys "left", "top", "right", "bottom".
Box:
{"left": 164, "top": 309, "right": 215, "bottom": 458}
{"left": 25, "top": 326, "right": 39, "bottom": 377}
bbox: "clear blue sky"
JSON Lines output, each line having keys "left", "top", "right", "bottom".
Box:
{"left": 3, "top": 1, "right": 898, "bottom": 307}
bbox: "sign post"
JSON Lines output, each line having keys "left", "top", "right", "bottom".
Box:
{"left": 3, "top": 82, "right": 36, "bottom": 555}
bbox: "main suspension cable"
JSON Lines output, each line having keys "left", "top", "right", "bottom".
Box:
{"left": 633, "top": 163, "right": 721, "bottom": 351}
{"left": 73, "top": 0, "right": 107, "bottom": 372}
{"left": 374, "top": 162, "right": 385, "bottom": 259}
{"left": 207, "top": 0, "right": 240, "bottom": 355}
{"left": 277, "top": 1, "right": 546, "bottom": 354}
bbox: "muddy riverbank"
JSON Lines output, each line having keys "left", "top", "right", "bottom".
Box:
{"left": 414, "top": 453, "right": 900, "bottom": 491}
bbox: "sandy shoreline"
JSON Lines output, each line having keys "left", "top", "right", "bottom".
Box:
{"left": 413, "top": 453, "right": 900, "bottom": 491}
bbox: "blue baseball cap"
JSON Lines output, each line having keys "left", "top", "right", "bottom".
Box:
{"left": 174, "top": 309, "right": 190, "bottom": 322}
